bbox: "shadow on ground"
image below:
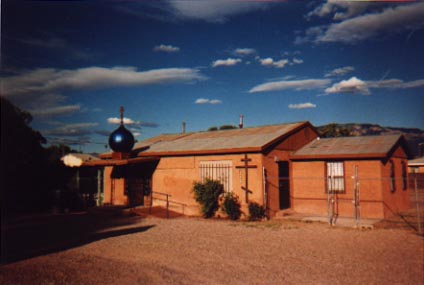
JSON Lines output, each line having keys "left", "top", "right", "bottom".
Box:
{"left": 1, "top": 208, "right": 154, "bottom": 264}
{"left": 131, "top": 206, "right": 186, "bottom": 219}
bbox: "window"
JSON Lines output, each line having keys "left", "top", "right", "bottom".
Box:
{"left": 326, "top": 162, "right": 345, "bottom": 192}
{"left": 390, "top": 160, "right": 395, "bottom": 192}
{"left": 199, "top": 160, "right": 232, "bottom": 192}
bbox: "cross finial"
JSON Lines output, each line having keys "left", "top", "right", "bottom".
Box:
{"left": 120, "top": 106, "right": 124, "bottom": 125}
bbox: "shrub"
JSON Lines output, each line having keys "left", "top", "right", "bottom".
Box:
{"left": 193, "top": 179, "right": 224, "bottom": 218}
{"left": 248, "top": 202, "right": 266, "bottom": 221}
{"left": 221, "top": 192, "right": 242, "bottom": 220}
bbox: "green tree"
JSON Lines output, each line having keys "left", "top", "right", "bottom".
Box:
{"left": 319, "top": 123, "right": 351, "bottom": 138}
{"left": 1, "top": 97, "right": 49, "bottom": 214}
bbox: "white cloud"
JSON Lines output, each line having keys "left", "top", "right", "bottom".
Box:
{"left": 316, "top": 3, "right": 424, "bottom": 44}
{"left": 307, "top": 0, "right": 370, "bottom": 20}
{"left": 249, "top": 79, "right": 331, "bottom": 93}
{"left": 209, "top": 99, "right": 222, "bottom": 104}
{"left": 291, "top": 58, "right": 304, "bottom": 65}
{"left": 258, "top": 57, "right": 289, "bottom": 68}
{"left": 367, "top": 78, "right": 424, "bottom": 89}
{"left": 234, "top": 48, "right": 256, "bottom": 56}
{"left": 288, "top": 103, "right": 317, "bottom": 109}
{"left": 195, "top": 98, "right": 222, "bottom": 104}
{"left": 166, "top": 0, "right": 266, "bottom": 22}
{"left": 211, "top": 58, "right": 242, "bottom": 67}
{"left": 1, "top": 66, "right": 207, "bottom": 96}
{"left": 153, "top": 44, "right": 180, "bottom": 53}
{"left": 325, "top": 76, "right": 424, "bottom": 95}
{"left": 325, "top": 66, "right": 355, "bottom": 77}
{"left": 108, "top": 117, "right": 137, "bottom": 125}
{"left": 30, "top": 104, "right": 81, "bottom": 117}
{"left": 325, "top": 77, "right": 370, "bottom": 95}
{"left": 107, "top": 117, "right": 159, "bottom": 128}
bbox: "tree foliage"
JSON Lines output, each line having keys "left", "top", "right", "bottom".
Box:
{"left": 1, "top": 97, "right": 76, "bottom": 215}
{"left": 318, "top": 123, "right": 351, "bottom": 138}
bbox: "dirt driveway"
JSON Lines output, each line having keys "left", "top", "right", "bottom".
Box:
{"left": 1, "top": 209, "right": 423, "bottom": 285}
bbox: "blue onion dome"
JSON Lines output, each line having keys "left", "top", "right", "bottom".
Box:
{"left": 108, "top": 107, "right": 135, "bottom": 153}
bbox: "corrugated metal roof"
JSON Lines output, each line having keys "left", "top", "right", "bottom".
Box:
{"left": 291, "top": 135, "right": 403, "bottom": 159}
{"left": 409, "top": 157, "right": 424, "bottom": 166}
{"left": 137, "top": 122, "right": 309, "bottom": 156}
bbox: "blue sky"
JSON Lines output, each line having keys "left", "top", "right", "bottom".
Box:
{"left": 2, "top": 0, "right": 424, "bottom": 153}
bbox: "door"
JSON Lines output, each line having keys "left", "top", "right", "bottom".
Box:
{"left": 126, "top": 178, "right": 144, "bottom": 207}
{"left": 278, "top": 161, "right": 290, "bottom": 209}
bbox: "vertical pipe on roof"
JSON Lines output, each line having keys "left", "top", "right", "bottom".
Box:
{"left": 239, "top": 115, "right": 244, "bottom": 129}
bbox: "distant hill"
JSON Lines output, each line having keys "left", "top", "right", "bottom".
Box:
{"left": 316, "top": 123, "right": 424, "bottom": 158}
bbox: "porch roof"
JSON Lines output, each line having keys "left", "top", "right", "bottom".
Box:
{"left": 83, "top": 156, "right": 159, "bottom": 167}
{"left": 291, "top": 134, "right": 408, "bottom": 160}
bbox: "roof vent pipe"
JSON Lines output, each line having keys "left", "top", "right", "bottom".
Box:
{"left": 239, "top": 114, "right": 244, "bottom": 129}
{"left": 182, "top": 121, "right": 186, "bottom": 134}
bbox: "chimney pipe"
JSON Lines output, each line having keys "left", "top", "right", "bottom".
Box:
{"left": 182, "top": 121, "right": 186, "bottom": 134}
{"left": 239, "top": 114, "right": 244, "bottom": 129}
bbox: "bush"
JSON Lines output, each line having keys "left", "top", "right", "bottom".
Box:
{"left": 193, "top": 179, "right": 224, "bottom": 218}
{"left": 221, "top": 192, "right": 242, "bottom": 220}
{"left": 248, "top": 202, "right": 266, "bottom": 221}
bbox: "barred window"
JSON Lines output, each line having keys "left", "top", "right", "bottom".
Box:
{"left": 199, "top": 161, "right": 232, "bottom": 192}
{"left": 327, "top": 162, "right": 345, "bottom": 192}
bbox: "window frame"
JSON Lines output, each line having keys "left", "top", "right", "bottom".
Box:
{"left": 326, "top": 161, "right": 345, "bottom": 193}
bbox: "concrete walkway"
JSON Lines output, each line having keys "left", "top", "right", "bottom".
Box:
{"left": 276, "top": 211, "right": 381, "bottom": 229}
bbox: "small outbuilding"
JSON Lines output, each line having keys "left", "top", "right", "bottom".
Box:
{"left": 290, "top": 135, "right": 411, "bottom": 219}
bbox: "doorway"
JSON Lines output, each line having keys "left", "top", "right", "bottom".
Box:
{"left": 278, "top": 161, "right": 290, "bottom": 209}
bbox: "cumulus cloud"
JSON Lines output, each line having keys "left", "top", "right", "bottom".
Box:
{"left": 30, "top": 104, "right": 81, "bottom": 117}
{"left": 153, "top": 44, "right": 180, "bottom": 53}
{"left": 288, "top": 103, "right": 317, "bottom": 109}
{"left": 316, "top": 3, "right": 424, "bottom": 44}
{"left": 325, "top": 77, "right": 370, "bottom": 95}
{"left": 166, "top": 0, "right": 267, "bottom": 22}
{"left": 1, "top": 66, "right": 207, "bottom": 97}
{"left": 234, "top": 48, "right": 256, "bottom": 56}
{"left": 325, "top": 76, "right": 424, "bottom": 95}
{"left": 249, "top": 79, "right": 331, "bottom": 93}
{"left": 195, "top": 98, "right": 222, "bottom": 104}
{"left": 257, "top": 57, "right": 289, "bottom": 69}
{"left": 211, "top": 58, "right": 242, "bottom": 67}
{"left": 325, "top": 66, "right": 355, "bottom": 77}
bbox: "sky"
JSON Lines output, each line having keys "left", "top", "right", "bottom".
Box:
{"left": 2, "top": 0, "right": 424, "bottom": 153}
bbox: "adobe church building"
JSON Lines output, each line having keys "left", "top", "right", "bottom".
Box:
{"left": 64, "top": 117, "right": 412, "bottom": 220}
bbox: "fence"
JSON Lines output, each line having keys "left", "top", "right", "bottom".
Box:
{"left": 271, "top": 173, "right": 423, "bottom": 234}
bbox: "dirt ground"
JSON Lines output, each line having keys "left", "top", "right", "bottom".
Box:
{"left": 1, "top": 204, "right": 423, "bottom": 285}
